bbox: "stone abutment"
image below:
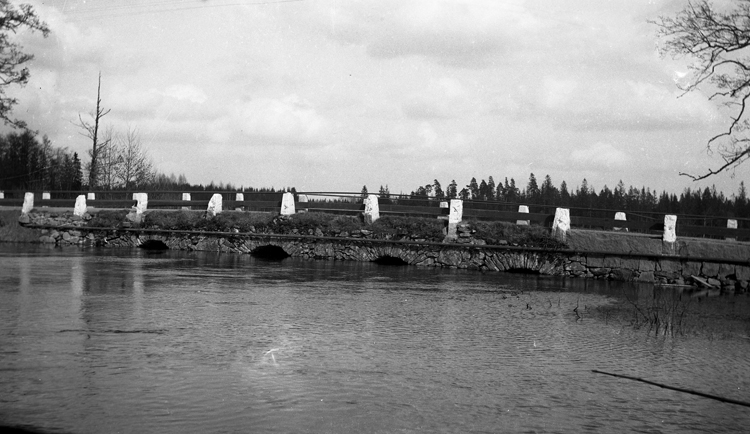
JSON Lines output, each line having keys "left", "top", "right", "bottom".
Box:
{"left": 17, "top": 211, "right": 750, "bottom": 293}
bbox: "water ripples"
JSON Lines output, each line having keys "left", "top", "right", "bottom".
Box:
{"left": 1, "top": 245, "right": 750, "bottom": 433}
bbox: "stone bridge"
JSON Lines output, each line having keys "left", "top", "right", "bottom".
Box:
{"left": 95, "top": 227, "right": 750, "bottom": 292}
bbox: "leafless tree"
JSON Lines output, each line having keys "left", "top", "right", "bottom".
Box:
{"left": 96, "top": 125, "right": 117, "bottom": 190}
{"left": 114, "top": 127, "right": 153, "bottom": 189}
{"left": 654, "top": 0, "right": 750, "bottom": 180}
{"left": 76, "top": 72, "right": 111, "bottom": 188}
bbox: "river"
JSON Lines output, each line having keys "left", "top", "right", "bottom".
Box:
{"left": 1, "top": 244, "right": 749, "bottom": 433}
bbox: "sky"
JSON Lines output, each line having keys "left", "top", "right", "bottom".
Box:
{"left": 4, "top": 0, "right": 748, "bottom": 196}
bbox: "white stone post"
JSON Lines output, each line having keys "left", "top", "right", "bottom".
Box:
{"left": 663, "top": 215, "right": 677, "bottom": 243}
{"left": 298, "top": 194, "right": 308, "bottom": 212}
{"left": 0, "top": 191, "right": 4, "bottom": 199}
{"left": 207, "top": 193, "right": 223, "bottom": 217}
{"left": 134, "top": 193, "right": 148, "bottom": 215}
{"left": 87, "top": 192, "right": 95, "bottom": 200}
{"left": 552, "top": 208, "right": 570, "bottom": 242}
{"left": 235, "top": 192, "right": 244, "bottom": 210}
{"left": 727, "top": 219, "right": 738, "bottom": 241}
{"left": 280, "top": 192, "right": 295, "bottom": 216}
{"left": 438, "top": 201, "right": 449, "bottom": 221}
{"left": 448, "top": 199, "right": 463, "bottom": 224}
{"left": 614, "top": 212, "right": 628, "bottom": 232}
{"left": 363, "top": 194, "right": 380, "bottom": 224}
{"left": 21, "top": 192, "right": 34, "bottom": 214}
{"left": 74, "top": 195, "right": 87, "bottom": 217}
{"left": 447, "top": 199, "right": 463, "bottom": 239}
{"left": 516, "top": 205, "right": 530, "bottom": 225}
{"left": 41, "top": 191, "right": 50, "bottom": 208}
{"left": 181, "top": 192, "right": 191, "bottom": 210}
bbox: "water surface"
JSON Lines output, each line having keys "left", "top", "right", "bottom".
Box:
{"left": 1, "top": 244, "right": 749, "bottom": 433}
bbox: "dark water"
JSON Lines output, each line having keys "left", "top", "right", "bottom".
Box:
{"left": 1, "top": 244, "right": 749, "bottom": 434}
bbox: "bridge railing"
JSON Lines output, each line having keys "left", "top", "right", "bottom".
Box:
{"left": 297, "top": 192, "right": 750, "bottom": 241}
{"left": 0, "top": 190, "right": 285, "bottom": 212}
{"left": 1, "top": 189, "right": 749, "bottom": 241}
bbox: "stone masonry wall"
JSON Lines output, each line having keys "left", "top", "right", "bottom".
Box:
{"left": 19, "top": 210, "right": 750, "bottom": 294}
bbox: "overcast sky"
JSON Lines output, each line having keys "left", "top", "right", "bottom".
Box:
{"left": 5, "top": 0, "right": 747, "bottom": 196}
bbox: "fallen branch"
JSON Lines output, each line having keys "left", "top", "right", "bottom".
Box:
{"left": 592, "top": 370, "right": 750, "bottom": 408}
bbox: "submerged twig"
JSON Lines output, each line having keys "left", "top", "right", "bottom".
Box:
{"left": 592, "top": 370, "right": 750, "bottom": 408}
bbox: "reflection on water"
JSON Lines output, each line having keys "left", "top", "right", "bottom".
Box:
{"left": 0, "top": 244, "right": 749, "bottom": 434}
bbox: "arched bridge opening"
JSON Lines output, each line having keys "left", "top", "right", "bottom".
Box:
{"left": 251, "top": 245, "right": 290, "bottom": 261}
{"left": 505, "top": 267, "right": 541, "bottom": 275}
{"left": 373, "top": 256, "right": 409, "bottom": 266}
{"left": 139, "top": 240, "right": 169, "bottom": 250}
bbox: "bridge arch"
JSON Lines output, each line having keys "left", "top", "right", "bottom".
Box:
{"left": 373, "top": 255, "right": 409, "bottom": 266}
{"left": 138, "top": 239, "right": 169, "bottom": 250}
{"left": 135, "top": 234, "right": 171, "bottom": 250}
{"left": 250, "top": 244, "right": 291, "bottom": 260}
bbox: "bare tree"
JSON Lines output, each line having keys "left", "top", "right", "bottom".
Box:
{"left": 114, "top": 127, "right": 153, "bottom": 189}
{"left": 97, "top": 125, "right": 117, "bottom": 190}
{"left": 654, "top": 1, "right": 750, "bottom": 180}
{"left": 76, "top": 72, "right": 111, "bottom": 188}
{"left": 0, "top": 1, "right": 49, "bottom": 129}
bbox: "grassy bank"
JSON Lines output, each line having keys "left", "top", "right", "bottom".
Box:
{"left": 4, "top": 208, "right": 568, "bottom": 249}
{"left": 136, "top": 210, "right": 566, "bottom": 248}
{"left": 0, "top": 210, "right": 43, "bottom": 243}
{"left": 140, "top": 210, "right": 448, "bottom": 241}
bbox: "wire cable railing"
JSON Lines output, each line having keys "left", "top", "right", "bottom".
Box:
{"left": 1, "top": 189, "right": 748, "bottom": 241}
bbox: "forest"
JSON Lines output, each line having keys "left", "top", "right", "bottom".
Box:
{"left": 393, "top": 173, "right": 749, "bottom": 219}
{"left": 2, "top": 128, "right": 748, "bottom": 219}
{"left": 0, "top": 130, "right": 286, "bottom": 194}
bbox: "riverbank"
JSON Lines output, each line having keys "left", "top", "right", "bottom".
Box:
{"left": 0, "top": 210, "right": 44, "bottom": 243}
{"left": 4, "top": 208, "right": 750, "bottom": 292}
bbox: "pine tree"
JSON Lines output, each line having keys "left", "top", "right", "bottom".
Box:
{"left": 540, "top": 174, "right": 558, "bottom": 205}
{"left": 560, "top": 181, "right": 570, "bottom": 205}
{"left": 507, "top": 178, "right": 519, "bottom": 202}
{"left": 467, "top": 177, "right": 479, "bottom": 199}
{"left": 479, "top": 179, "right": 489, "bottom": 200}
{"left": 487, "top": 176, "right": 496, "bottom": 201}
{"left": 495, "top": 178, "right": 505, "bottom": 201}
{"left": 459, "top": 188, "right": 470, "bottom": 200}
{"left": 433, "top": 179, "right": 444, "bottom": 200}
{"left": 71, "top": 152, "right": 83, "bottom": 190}
{"left": 447, "top": 180, "right": 458, "bottom": 199}
{"left": 526, "top": 173, "right": 540, "bottom": 203}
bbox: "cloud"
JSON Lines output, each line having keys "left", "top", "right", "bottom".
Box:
{"left": 515, "top": 76, "right": 720, "bottom": 131}
{"left": 570, "top": 142, "right": 632, "bottom": 169}
{"left": 402, "top": 77, "right": 470, "bottom": 119}
{"left": 1, "top": 0, "right": 743, "bottom": 197}
{"left": 319, "top": 0, "right": 537, "bottom": 67}
{"left": 233, "top": 95, "right": 328, "bottom": 144}
{"left": 164, "top": 85, "right": 208, "bottom": 104}
{"left": 417, "top": 122, "right": 438, "bottom": 147}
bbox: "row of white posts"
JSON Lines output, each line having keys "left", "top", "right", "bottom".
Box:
{"left": 10, "top": 191, "right": 741, "bottom": 243}
{"left": 14, "top": 191, "right": 298, "bottom": 221}
{"left": 362, "top": 196, "right": 685, "bottom": 243}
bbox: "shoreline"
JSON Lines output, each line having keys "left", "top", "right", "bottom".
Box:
{"left": 3, "top": 208, "right": 749, "bottom": 293}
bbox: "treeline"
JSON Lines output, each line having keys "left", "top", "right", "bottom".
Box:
{"left": 392, "top": 173, "right": 749, "bottom": 218}
{"left": 0, "top": 129, "right": 173, "bottom": 192}
{"left": 0, "top": 130, "right": 84, "bottom": 191}
{"left": 0, "top": 130, "right": 291, "bottom": 194}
